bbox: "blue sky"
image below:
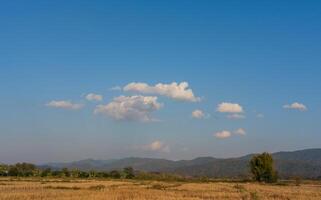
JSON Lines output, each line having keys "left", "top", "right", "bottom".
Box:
{"left": 1, "top": 0, "right": 321, "bottom": 163}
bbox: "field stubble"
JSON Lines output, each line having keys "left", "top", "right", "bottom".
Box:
{"left": 0, "top": 178, "right": 321, "bottom": 200}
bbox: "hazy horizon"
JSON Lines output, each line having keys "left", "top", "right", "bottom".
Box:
{"left": 1, "top": 1, "right": 321, "bottom": 164}
{"left": 35, "top": 147, "right": 320, "bottom": 166}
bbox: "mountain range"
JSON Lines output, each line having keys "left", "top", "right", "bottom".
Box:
{"left": 43, "top": 149, "right": 321, "bottom": 179}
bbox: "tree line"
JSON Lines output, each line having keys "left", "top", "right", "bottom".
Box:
{"left": 0, "top": 164, "right": 134, "bottom": 179}
{"left": 0, "top": 153, "right": 278, "bottom": 183}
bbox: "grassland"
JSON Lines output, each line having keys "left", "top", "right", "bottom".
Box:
{"left": 0, "top": 178, "right": 321, "bottom": 200}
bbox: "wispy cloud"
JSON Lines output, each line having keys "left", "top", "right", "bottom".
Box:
{"left": 110, "top": 86, "right": 122, "bottom": 91}
{"left": 123, "top": 82, "right": 200, "bottom": 102}
{"left": 85, "top": 93, "right": 103, "bottom": 102}
{"left": 227, "top": 113, "right": 246, "bottom": 120}
{"left": 214, "top": 128, "right": 246, "bottom": 139}
{"left": 142, "top": 140, "right": 170, "bottom": 153}
{"left": 46, "top": 100, "right": 84, "bottom": 110}
{"left": 234, "top": 128, "right": 246, "bottom": 136}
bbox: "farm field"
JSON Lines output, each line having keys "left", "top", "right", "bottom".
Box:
{"left": 0, "top": 178, "right": 321, "bottom": 200}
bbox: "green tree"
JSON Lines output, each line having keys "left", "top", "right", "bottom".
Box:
{"left": 40, "top": 168, "right": 52, "bottom": 177}
{"left": 0, "top": 164, "right": 8, "bottom": 176}
{"left": 78, "top": 171, "right": 89, "bottom": 178}
{"left": 110, "top": 170, "right": 121, "bottom": 179}
{"left": 62, "top": 168, "right": 70, "bottom": 177}
{"left": 51, "top": 170, "right": 63, "bottom": 177}
{"left": 123, "top": 167, "right": 135, "bottom": 179}
{"left": 89, "top": 170, "right": 97, "bottom": 178}
{"left": 70, "top": 169, "right": 80, "bottom": 178}
{"left": 96, "top": 171, "right": 109, "bottom": 178}
{"left": 8, "top": 163, "right": 36, "bottom": 177}
{"left": 250, "top": 152, "right": 278, "bottom": 183}
{"left": 8, "top": 166, "right": 19, "bottom": 176}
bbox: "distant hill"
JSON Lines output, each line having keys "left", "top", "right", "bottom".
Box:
{"left": 42, "top": 149, "right": 321, "bottom": 179}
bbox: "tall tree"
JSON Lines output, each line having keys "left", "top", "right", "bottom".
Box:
{"left": 123, "top": 167, "right": 134, "bottom": 179}
{"left": 250, "top": 152, "right": 278, "bottom": 183}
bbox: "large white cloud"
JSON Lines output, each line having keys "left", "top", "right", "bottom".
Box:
{"left": 283, "top": 102, "right": 307, "bottom": 111}
{"left": 217, "top": 102, "right": 244, "bottom": 113}
{"left": 123, "top": 82, "right": 200, "bottom": 102}
{"left": 94, "top": 95, "right": 162, "bottom": 122}
{"left": 86, "top": 93, "right": 103, "bottom": 102}
{"left": 191, "top": 109, "right": 205, "bottom": 119}
{"left": 46, "top": 100, "right": 84, "bottom": 110}
{"left": 142, "top": 140, "right": 170, "bottom": 153}
{"left": 214, "top": 130, "right": 231, "bottom": 139}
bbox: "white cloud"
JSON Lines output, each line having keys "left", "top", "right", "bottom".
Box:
{"left": 227, "top": 113, "right": 246, "bottom": 119}
{"left": 86, "top": 93, "right": 103, "bottom": 102}
{"left": 283, "top": 102, "right": 307, "bottom": 111}
{"left": 234, "top": 128, "right": 246, "bottom": 136}
{"left": 256, "top": 113, "right": 264, "bottom": 118}
{"left": 123, "top": 82, "right": 200, "bottom": 102}
{"left": 142, "top": 140, "right": 170, "bottom": 153}
{"left": 94, "top": 95, "right": 162, "bottom": 122}
{"left": 214, "top": 130, "right": 231, "bottom": 139}
{"left": 217, "top": 102, "right": 244, "bottom": 113}
{"left": 46, "top": 100, "right": 84, "bottom": 110}
{"left": 191, "top": 109, "right": 205, "bottom": 119}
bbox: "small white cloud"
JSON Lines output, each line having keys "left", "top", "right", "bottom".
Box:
{"left": 46, "top": 100, "right": 84, "bottom": 110}
{"left": 283, "top": 102, "right": 307, "bottom": 111}
{"left": 85, "top": 93, "right": 103, "bottom": 102}
{"left": 110, "top": 86, "right": 122, "bottom": 91}
{"left": 191, "top": 109, "right": 205, "bottom": 119}
{"left": 227, "top": 113, "right": 246, "bottom": 119}
{"left": 94, "top": 95, "right": 162, "bottom": 122}
{"left": 234, "top": 128, "right": 246, "bottom": 136}
{"left": 256, "top": 113, "right": 264, "bottom": 118}
{"left": 123, "top": 82, "right": 200, "bottom": 102}
{"left": 214, "top": 130, "right": 231, "bottom": 139}
{"left": 142, "top": 140, "right": 170, "bottom": 153}
{"left": 217, "top": 102, "right": 244, "bottom": 113}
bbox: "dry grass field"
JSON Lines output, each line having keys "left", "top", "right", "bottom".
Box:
{"left": 0, "top": 178, "right": 321, "bottom": 200}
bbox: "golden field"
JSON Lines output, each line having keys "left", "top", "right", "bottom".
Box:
{"left": 0, "top": 178, "right": 321, "bottom": 200}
